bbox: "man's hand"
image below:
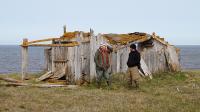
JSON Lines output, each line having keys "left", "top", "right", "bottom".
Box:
{"left": 103, "top": 65, "right": 110, "bottom": 70}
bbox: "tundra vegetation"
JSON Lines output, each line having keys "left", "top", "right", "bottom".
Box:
{"left": 0, "top": 70, "right": 200, "bottom": 112}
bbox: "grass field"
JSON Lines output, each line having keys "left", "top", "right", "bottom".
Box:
{"left": 0, "top": 71, "right": 200, "bottom": 112}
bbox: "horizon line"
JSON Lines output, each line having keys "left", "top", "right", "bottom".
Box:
{"left": 0, "top": 44, "right": 200, "bottom": 46}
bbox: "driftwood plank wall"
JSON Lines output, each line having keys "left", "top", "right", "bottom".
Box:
{"left": 39, "top": 31, "right": 180, "bottom": 83}
{"left": 165, "top": 45, "right": 181, "bottom": 72}
{"left": 45, "top": 33, "right": 156, "bottom": 82}
{"left": 21, "top": 30, "right": 181, "bottom": 83}
{"left": 139, "top": 40, "right": 168, "bottom": 73}
{"left": 110, "top": 47, "right": 129, "bottom": 73}
{"left": 139, "top": 40, "right": 180, "bottom": 73}
{"left": 44, "top": 48, "right": 52, "bottom": 71}
{"left": 46, "top": 31, "right": 92, "bottom": 84}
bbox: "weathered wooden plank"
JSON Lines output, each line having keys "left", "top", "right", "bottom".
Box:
{"left": 89, "top": 29, "right": 96, "bottom": 80}
{"left": 29, "top": 43, "right": 79, "bottom": 47}
{"left": 140, "top": 58, "right": 152, "bottom": 79}
{"left": 37, "top": 71, "right": 53, "bottom": 81}
{"left": 116, "top": 50, "right": 121, "bottom": 73}
{"left": 51, "top": 47, "right": 56, "bottom": 72}
{"left": 27, "top": 37, "right": 78, "bottom": 45}
{"left": 111, "top": 52, "right": 117, "bottom": 73}
{"left": 50, "top": 69, "right": 66, "bottom": 80}
{"left": 53, "top": 60, "right": 68, "bottom": 63}
{"left": 0, "top": 77, "right": 22, "bottom": 83}
{"left": 0, "top": 82, "right": 79, "bottom": 88}
{"left": 74, "top": 32, "right": 82, "bottom": 84}
{"left": 27, "top": 38, "right": 58, "bottom": 44}
{"left": 165, "top": 45, "right": 181, "bottom": 72}
{"left": 21, "top": 44, "right": 28, "bottom": 80}
{"left": 44, "top": 49, "right": 49, "bottom": 71}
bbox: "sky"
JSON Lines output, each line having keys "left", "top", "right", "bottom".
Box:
{"left": 0, "top": 0, "right": 199, "bottom": 45}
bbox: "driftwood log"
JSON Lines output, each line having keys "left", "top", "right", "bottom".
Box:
{"left": 0, "top": 82, "right": 79, "bottom": 89}
{"left": 0, "top": 77, "right": 22, "bottom": 83}
{"left": 0, "top": 77, "right": 78, "bottom": 88}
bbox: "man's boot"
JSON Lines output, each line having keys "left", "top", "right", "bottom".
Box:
{"left": 106, "top": 80, "right": 111, "bottom": 87}
{"left": 134, "top": 80, "right": 139, "bottom": 88}
{"left": 97, "top": 82, "right": 101, "bottom": 89}
{"left": 128, "top": 79, "right": 133, "bottom": 89}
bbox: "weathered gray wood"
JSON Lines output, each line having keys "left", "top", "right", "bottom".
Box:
{"left": 111, "top": 52, "right": 117, "bottom": 73}
{"left": 119, "top": 46, "right": 129, "bottom": 73}
{"left": 0, "top": 82, "right": 79, "bottom": 88}
{"left": 38, "top": 31, "right": 181, "bottom": 83}
{"left": 140, "top": 58, "right": 152, "bottom": 79}
{"left": 139, "top": 40, "right": 169, "bottom": 73}
{"left": 51, "top": 47, "right": 55, "bottom": 72}
{"left": 81, "top": 42, "right": 90, "bottom": 82}
{"left": 50, "top": 68, "right": 65, "bottom": 80}
{"left": 116, "top": 50, "right": 121, "bottom": 73}
{"left": 165, "top": 45, "right": 181, "bottom": 72}
{"left": 21, "top": 46, "right": 28, "bottom": 80}
{"left": 37, "top": 71, "right": 53, "bottom": 81}
{"left": 74, "top": 32, "right": 82, "bottom": 84}
{"left": 44, "top": 49, "right": 49, "bottom": 71}
{"left": 66, "top": 47, "right": 75, "bottom": 84}
{"left": 89, "top": 29, "right": 96, "bottom": 80}
{"left": 0, "top": 77, "right": 22, "bottom": 83}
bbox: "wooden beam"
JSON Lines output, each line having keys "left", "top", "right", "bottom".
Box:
{"left": 28, "top": 43, "right": 79, "bottom": 47}
{"left": 21, "top": 45, "right": 28, "bottom": 80}
{"left": 53, "top": 60, "right": 68, "bottom": 63}
{"left": 27, "top": 38, "right": 59, "bottom": 44}
{"left": 22, "top": 37, "right": 73, "bottom": 45}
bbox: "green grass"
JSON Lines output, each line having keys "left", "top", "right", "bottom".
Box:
{"left": 0, "top": 71, "right": 200, "bottom": 112}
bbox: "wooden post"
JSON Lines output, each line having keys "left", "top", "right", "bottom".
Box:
{"left": 51, "top": 40, "right": 56, "bottom": 72}
{"left": 89, "top": 29, "right": 97, "bottom": 81}
{"left": 63, "top": 25, "right": 67, "bottom": 34}
{"left": 116, "top": 50, "right": 121, "bottom": 73}
{"left": 74, "top": 32, "right": 82, "bottom": 84}
{"left": 51, "top": 47, "right": 55, "bottom": 72}
{"left": 21, "top": 38, "right": 28, "bottom": 80}
{"left": 44, "top": 49, "right": 49, "bottom": 71}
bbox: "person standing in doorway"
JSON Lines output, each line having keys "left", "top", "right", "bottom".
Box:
{"left": 94, "top": 42, "right": 113, "bottom": 88}
{"left": 127, "top": 44, "right": 141, "bottom": 88}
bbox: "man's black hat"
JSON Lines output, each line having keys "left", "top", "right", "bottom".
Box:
{"left": 130, "top": 44, "right": 136, "bottom": 49}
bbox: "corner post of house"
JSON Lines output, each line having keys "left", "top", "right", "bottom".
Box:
{"left": 74, "top": 32, "right": 82, "bottom": 84}
{"left": 21, "top": 38, "right": 29, "bottom": 80}
{"left": 89, "top": 28, "right": 96, "bottom": 81}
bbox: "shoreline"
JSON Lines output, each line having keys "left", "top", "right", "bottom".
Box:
{"left": 1, "top": 69, "right": 200, "bottom": 75}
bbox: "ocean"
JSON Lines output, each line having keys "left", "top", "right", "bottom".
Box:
{"left": 0, "top": 45, "right": 45, "bottom": 74}
{"left": 0, "top": 45, "right": 199, "bottom": 74}
{"left": 177, "top": 45, "right": 200, "bottom": 70}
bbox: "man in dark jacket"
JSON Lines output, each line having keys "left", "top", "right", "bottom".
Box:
{"left": 94, "top": 43, "right": 113, "bottom": 88}
{"left": 127, "top": 44, "right": 141, "bottom": 88}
